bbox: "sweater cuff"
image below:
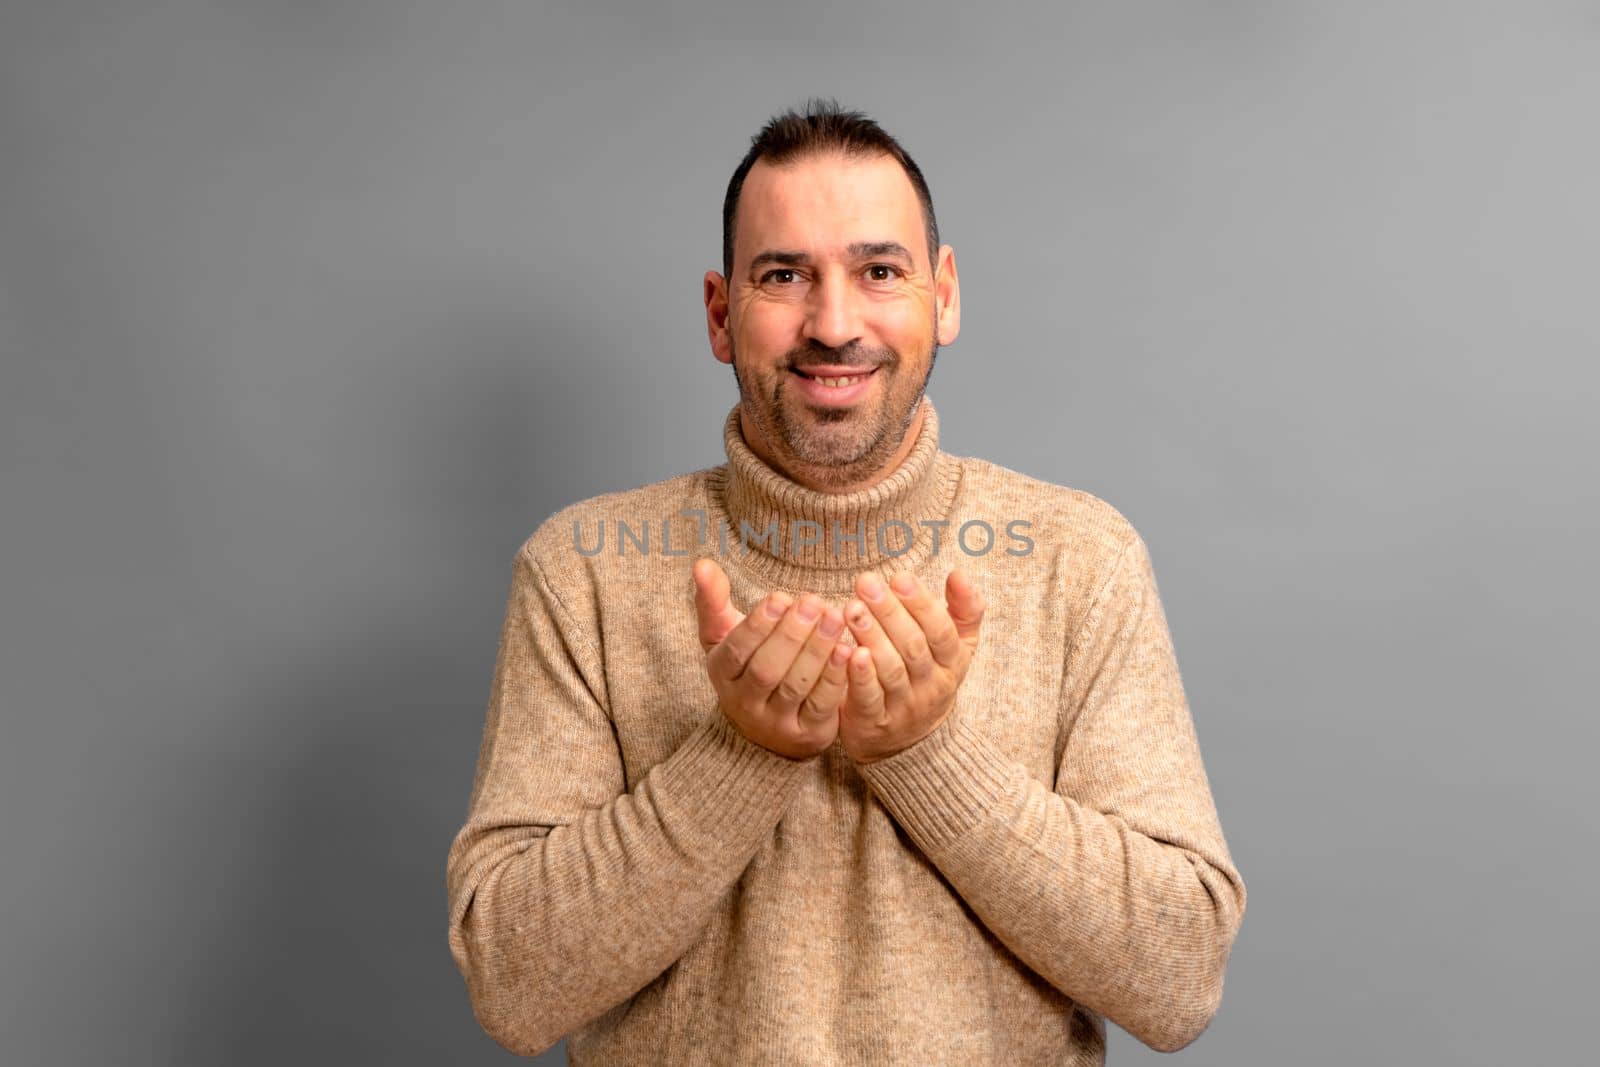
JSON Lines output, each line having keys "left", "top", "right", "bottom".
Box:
{"left": 649, "top": 711, "right": 813, "bottom": 844}
{"left": 856, "top": 705, "right": 1021, "bottom": 854}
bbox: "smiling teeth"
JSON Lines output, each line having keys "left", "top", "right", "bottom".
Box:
{"left": 815, "top": 374, "right": 868, "bottom": 387}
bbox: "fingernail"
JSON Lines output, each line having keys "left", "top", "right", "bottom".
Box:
{"left": 765, "top": 596, "right": 787, "bottom": 619}
{"left": 848, "top": 602, "right": 871, "bottom": 629}
{"left": 819, "top": 610, "right": 842, "bottom": 637}
{"left": 890, "top": 572, "right": 917, "bottom": 597}
{"left": 796, "top": 596, "right": 820, "bottom": 622}
{"left": 860, "top": 574, "right": 884, "bottom": 602}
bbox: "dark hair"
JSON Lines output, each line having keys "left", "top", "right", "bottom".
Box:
{"left": 721, "top": 98, "right": 940, "bottom": 279}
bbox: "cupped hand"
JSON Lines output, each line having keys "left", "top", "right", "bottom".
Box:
{"left": 694, "top": 558, "right": 852, "bottom": 760}
{"left": 838, "top": 568, "right": 984, "bottom": 764}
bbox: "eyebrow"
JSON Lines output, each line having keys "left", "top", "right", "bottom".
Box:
{"left": 748, "top": 249, "right": 811, "bottom": 271}
{"left": 848, "top": 241, "right": 914, "bottom": 262}
{"left": 747, "top": 241, "right": 916, "bottom": 274}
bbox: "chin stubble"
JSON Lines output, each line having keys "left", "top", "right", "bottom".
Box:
{"left": 729, "top": 340, "right": 938, "bottom": 487}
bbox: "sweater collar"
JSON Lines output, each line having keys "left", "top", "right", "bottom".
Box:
{"left": 709, "top": 396, "right": 963, "bottom": 595}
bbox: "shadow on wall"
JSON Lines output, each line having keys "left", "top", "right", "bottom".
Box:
{"left": 161, "top": 312, "right": 596, "bottom": 1066}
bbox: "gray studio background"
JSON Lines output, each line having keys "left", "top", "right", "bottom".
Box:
{"left": 3, "top": 2, "right": 1596, "bottom": 1064}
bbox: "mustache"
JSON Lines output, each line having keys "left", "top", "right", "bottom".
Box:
{"left": 786, "top": 341, "right": 897, "bottom": 373}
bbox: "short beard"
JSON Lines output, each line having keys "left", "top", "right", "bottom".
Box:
{"left": 729, "top": 338, "right": 937, "bottom": 490}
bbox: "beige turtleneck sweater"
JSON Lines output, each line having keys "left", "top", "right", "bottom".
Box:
{"left": 445, "top": 397, "right": 1246, "bottom": 1064}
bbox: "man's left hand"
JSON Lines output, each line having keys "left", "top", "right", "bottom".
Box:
{"left": 840, "top": 569, "right": 985, "bottom": 764}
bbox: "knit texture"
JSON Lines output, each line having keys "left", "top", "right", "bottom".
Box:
{"left": 445, "top": 397, "right": 1246, "bottom": 1064}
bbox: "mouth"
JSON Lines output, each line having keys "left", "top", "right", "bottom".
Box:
{"left": 788, "top": 365, "right": 879, "bottom": 408}
{"left": 791, "top": 367, "right": 878, "bottom": 388}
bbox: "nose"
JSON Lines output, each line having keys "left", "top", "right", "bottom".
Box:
{"left": 803, "top": 269, "right": 863, "bottom": 350}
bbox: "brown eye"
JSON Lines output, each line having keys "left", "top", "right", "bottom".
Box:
{"left": 764, "top": 269, "right": 798, "bottom": 284}
{"left": 866, "top": 264, "right": 898, "bottom": 281}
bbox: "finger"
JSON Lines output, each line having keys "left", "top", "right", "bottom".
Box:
{"left": 707, "top": 590, "right": 791, "bottom": 682}
{"left": 886, "top": 570, "right": 963, "bottom": 669}
{"left": 765, "top": 596, "right": 840, "bottom": 716}
{"left": 844, "top": 592, "right": 912, "bottom": 699}
{"left": 844, "top": 645, "right": 886, "bottom": 725}
{"left": 694, "top": 558, "right": 743, "bottom": 651}
{"left": 736, "top": 592, "right": 823, "bottom": 701}
{"left": 945, "top": 569, "right": 985, "bottom": 651}
{"left": 856, "top": 572, "right": 933, "bottom": 683}
{"left": 804, "top": 637, "right": 852, "bottom": 724}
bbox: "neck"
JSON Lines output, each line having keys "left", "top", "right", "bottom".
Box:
{"left": 710, "top": 396, "right": 961, "bottom": 595}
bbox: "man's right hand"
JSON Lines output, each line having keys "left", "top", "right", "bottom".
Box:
{"left": 693, "top": 558, "right": 850, "bottom": 760}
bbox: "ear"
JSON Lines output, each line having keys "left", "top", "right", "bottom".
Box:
{"left": 704, "top": 270, "right": 733, "bottom": 365}
{"left": 933, "top": 245, "right": 961, "bottom": 346}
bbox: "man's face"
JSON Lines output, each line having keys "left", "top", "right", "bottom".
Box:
{"left": 705, "top": 151, "right": 960, "bottom": 491}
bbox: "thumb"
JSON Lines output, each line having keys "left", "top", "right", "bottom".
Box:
{"left": 694, "top": 557, "right": 743, "bottom": 650}
{"left": 945, "top": 569, "right": 985, "bottom": 651}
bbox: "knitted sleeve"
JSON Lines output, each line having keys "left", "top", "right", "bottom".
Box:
{"left": 444, "top": 544, "right": 809, "bottom": 1057}
{"left": 856, "top": 531, "right": 1247, "bottom": 1054}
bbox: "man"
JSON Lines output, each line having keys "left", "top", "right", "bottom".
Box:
{"left": 445, "top": 100, "right": 1246, "bottom": 1064}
